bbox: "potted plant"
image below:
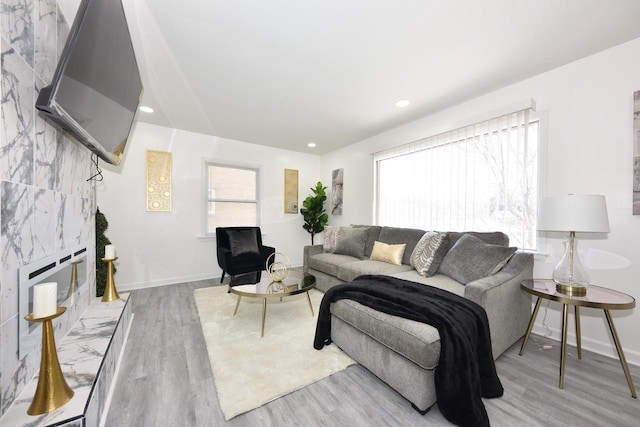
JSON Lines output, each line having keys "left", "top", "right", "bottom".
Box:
{"left": 95, "top": 208, "right": 115, "bottom": 297}
{"left": 300, "top": 181, "right": 329, "bottom": 244}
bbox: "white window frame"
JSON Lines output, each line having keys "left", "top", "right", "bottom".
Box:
{"left": 373, "top": 107, "right": 544, "bottom": 251}
{"left": 202, "top": 161, "right": 261, "bottom": 237}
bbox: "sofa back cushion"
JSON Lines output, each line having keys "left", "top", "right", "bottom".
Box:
{"left": 351, "top": 225, "right": 382, "bottom": 257}
{"left": 438, "top": 234, "right": 516, "bottom": 284}
{"left": 333, "top": 226, "right": 369, "bottom": 258}
{"left": 378, "top": 226, "right": 426, "bottom": 265}
{"left": 447, "top": 231, "right": 508, "bottom": 248}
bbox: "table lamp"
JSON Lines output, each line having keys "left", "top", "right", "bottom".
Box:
{"left": 537, "top": 194, "right": 610, "bottom": 296}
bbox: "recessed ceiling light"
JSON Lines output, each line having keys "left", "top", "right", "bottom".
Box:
{"left": 307, "top": 142, "right": 316, "bottom": 148}
{"left": 395, "top": 99, "right": 410, "bottom": 108}
{"left": 139, "top": 106, "right": 154, "bottom": 113}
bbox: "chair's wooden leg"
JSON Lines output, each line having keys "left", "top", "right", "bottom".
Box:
{"left": 220, "top": 271, "right": 226, "bottom": 283}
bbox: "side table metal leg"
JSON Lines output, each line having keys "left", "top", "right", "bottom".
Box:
{"left": 575, "top": 305, "right": 582, "bottom": 360}
{"left": 560, "top": 303, "right": 569, "bottom": 389}
{"left": 306, "top": 291, "right": 314, "bottom": 316}
{"left": 604, "top": 309, "right": 637, "bottom": 398}
{"left": 520, "top": 297, "right": 542, "bottom": 355}
{"left": 261, "top": 298, "right": 267, "bottom": 337}
{"left": 233, "top": 295, "right": 242, "bottom": 316}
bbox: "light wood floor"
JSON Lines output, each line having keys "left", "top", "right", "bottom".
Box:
{"left": 104, "top": 280, "right": 640, "bottom": 427}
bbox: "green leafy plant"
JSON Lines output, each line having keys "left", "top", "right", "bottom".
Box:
{"left": 95, "top": 208, "right": 116, "bottom": 297}
{"left": 300, "top": 181, "right": 329, "bottom": 245}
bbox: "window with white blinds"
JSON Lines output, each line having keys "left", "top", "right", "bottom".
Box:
{"left": 374, "top": 108, "right": 538, "bottom": 250}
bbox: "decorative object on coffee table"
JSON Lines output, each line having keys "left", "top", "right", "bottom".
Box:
{"left": 25, "top": 307, "right": 74, "bottom": 415}
{"left": 520, "top": 279, "right": 636, "bottom": 397}
{"left": 537, "top": 194, "right": 610, "bottom": 296}
{"left": 266, "top": 252, "right": 290, "bottom": 282}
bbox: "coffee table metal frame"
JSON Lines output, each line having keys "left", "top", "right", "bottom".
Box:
{"left": 519, "top": 279, "right": 636, "bottom": 398}
{"left": 229, "top": 273, "right": 316, "bottom": 337}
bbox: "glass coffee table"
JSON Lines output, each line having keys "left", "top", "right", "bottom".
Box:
{"left": 229, "top": 271, "right": 316, "bottom": 337}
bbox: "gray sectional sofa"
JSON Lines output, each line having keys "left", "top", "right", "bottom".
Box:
{"left": 304, "top": 225, "right": 533, "bottom": 413}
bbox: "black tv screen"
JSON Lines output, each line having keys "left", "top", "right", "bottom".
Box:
{"left": 36, "top": 0, "right": 143, "bottom": 166}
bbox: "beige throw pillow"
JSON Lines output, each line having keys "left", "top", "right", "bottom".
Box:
{"left": 370, "top": 241, "right": 406, "bottom": 265}
{"left": 323, "top": 226, "right": 338, "bottom": 253}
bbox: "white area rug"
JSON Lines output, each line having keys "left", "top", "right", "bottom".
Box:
{"left": 194, "top": 285, "right": 354, "bottom": 420}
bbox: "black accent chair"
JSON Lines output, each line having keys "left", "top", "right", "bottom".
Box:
{"left": 216, "top": 227, "right": 276, "bottom": 284}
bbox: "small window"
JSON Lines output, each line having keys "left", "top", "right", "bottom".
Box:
{"left": 204, "top": 163, "right": 259, "bottom": 235}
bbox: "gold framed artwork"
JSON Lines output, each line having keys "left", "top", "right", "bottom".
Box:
{"left": 284, "top": 169, "right": 298, "bottom": 213}
{"left": 146, "top": 150, "right": 172, "bottom": 212}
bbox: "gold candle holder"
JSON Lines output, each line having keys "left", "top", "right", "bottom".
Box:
{"left": 25, "top": 307, "right": 74, "bottom": 415}
{"left": 69, "top": 259, "right": 84, "bottom": 306}
{"left": 102, "top": 257, "right": 120, "bottom": 302}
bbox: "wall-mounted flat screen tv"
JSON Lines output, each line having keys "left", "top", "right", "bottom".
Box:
{"left": 36, "top": 0, "right": 143, "bottom": 166}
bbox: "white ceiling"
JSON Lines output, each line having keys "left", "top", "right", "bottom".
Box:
{"left": 60, "top": 0, "right": 640, "bottom": 154}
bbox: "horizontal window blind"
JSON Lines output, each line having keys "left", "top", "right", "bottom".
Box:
{"left": 374, "top": 108, "right": 537, "bottom": 250}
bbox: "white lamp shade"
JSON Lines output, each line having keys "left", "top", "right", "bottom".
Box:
{"left": 537, "top": 194, "right": 610, "bottom": 233}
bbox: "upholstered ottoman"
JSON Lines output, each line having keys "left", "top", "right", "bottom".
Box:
{"left": 330, "top": 299, "right": 441, "bottom": 412}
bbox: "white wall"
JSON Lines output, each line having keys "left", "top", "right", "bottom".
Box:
{"left": 97, "top": 123, "right": 321, "bottom": 290}
{"left": 321, "top": 37, "right": 640, "bottom": 366}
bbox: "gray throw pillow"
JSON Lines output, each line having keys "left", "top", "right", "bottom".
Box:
{"left": 439, "top": 234, "right": 517, "bottom": 284}
{"left": 410, "top": 231, "right": 449, "bottom": 277}
{"left": 333, "top": 226, "right": 369, "bottom": 258}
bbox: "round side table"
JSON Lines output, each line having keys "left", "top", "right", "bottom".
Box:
{"left": 519, "top": 279, "right": 636, "bottom": 398}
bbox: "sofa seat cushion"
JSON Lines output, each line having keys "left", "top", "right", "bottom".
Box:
{"left": 308, "top": 253, "right": 360, "bottom": 277}
{"left": 390, "top": 271, "right": 465, "bottom": 297}
{"left": 336, "top": 260, "right": 413, "bottom": 282}
{"left": 330, "top": 299, "right": 441, "bottom": 370}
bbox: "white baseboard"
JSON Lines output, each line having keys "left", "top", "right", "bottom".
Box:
{"left": 531, "top": 324, "right": 640, "bottom": 367}
{"left": 117, "top": 273, "right": 219, "bottom": 292}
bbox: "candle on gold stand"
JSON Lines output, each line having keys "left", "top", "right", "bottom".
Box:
{"left": 25, "top": 307, "right": 74, "bottom": 415}
{"left": 102, "top": 257, "right": 120, "bottom": 302}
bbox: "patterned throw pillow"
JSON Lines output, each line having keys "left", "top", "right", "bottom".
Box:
{"left": 323, "top": 226, "right": 338, "bottom": 252}
{"left": 369, "top": 241, "right": 406, "bottom": 265}
{"left": 410, "top": 231, "right": 449, "bottom": 277}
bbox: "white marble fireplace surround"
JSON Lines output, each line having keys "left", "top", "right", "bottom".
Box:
{"left": 0, "top": 295, "right": 132, "bottom": 427}
{"left": 1, "top": 0, "right": 99, "bottom": 417}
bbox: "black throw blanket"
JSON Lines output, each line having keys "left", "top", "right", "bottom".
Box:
{"left": 313, "top": 275, "right": 503, "bottom": 427}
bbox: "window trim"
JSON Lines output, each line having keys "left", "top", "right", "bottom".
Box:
{"left": 373, "top": 107, "right": 545, "bottom": 251}
{"left": 202, "top": 160, "right": 262, "bottom": 237}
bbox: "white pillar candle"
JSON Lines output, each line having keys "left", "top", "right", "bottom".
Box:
{"left": 105, "top": 244, "right": 116, "bottom": 259}
{"left": 33, "top": 282, "right": 57, "bottom": 318}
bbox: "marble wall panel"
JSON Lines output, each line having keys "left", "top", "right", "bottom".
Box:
{"left": 55, "top": 0, "right": 68, "bottom": 60}
{"left": 33, "top": 188, "right": 55, "bottom": 260}
{"left": 0, "top": 181, "right": 34, "bottom": 269}
{"left": 0, "top": 1, "right": 99, "bottom": 417}
{"left": 0, "top": 39, "right": 35, "bottom": 186}
{"left": 34, "top": 0, "right": 56, "bottom": 82}
{"left": 0, "top": 314, "right": 36, "bottom": 416}
{"left": 34, "top": 78, "right": 57, "bottom": 190}
{"left": 0, "top": 0, "right": 35, "bottom": 67}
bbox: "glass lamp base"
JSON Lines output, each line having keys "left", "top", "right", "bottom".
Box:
{"left": 552, "top": 236, "right": 589, "bottom": 296}
{"left": 555, "top": 282, "right": 587, "bottom": 296}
